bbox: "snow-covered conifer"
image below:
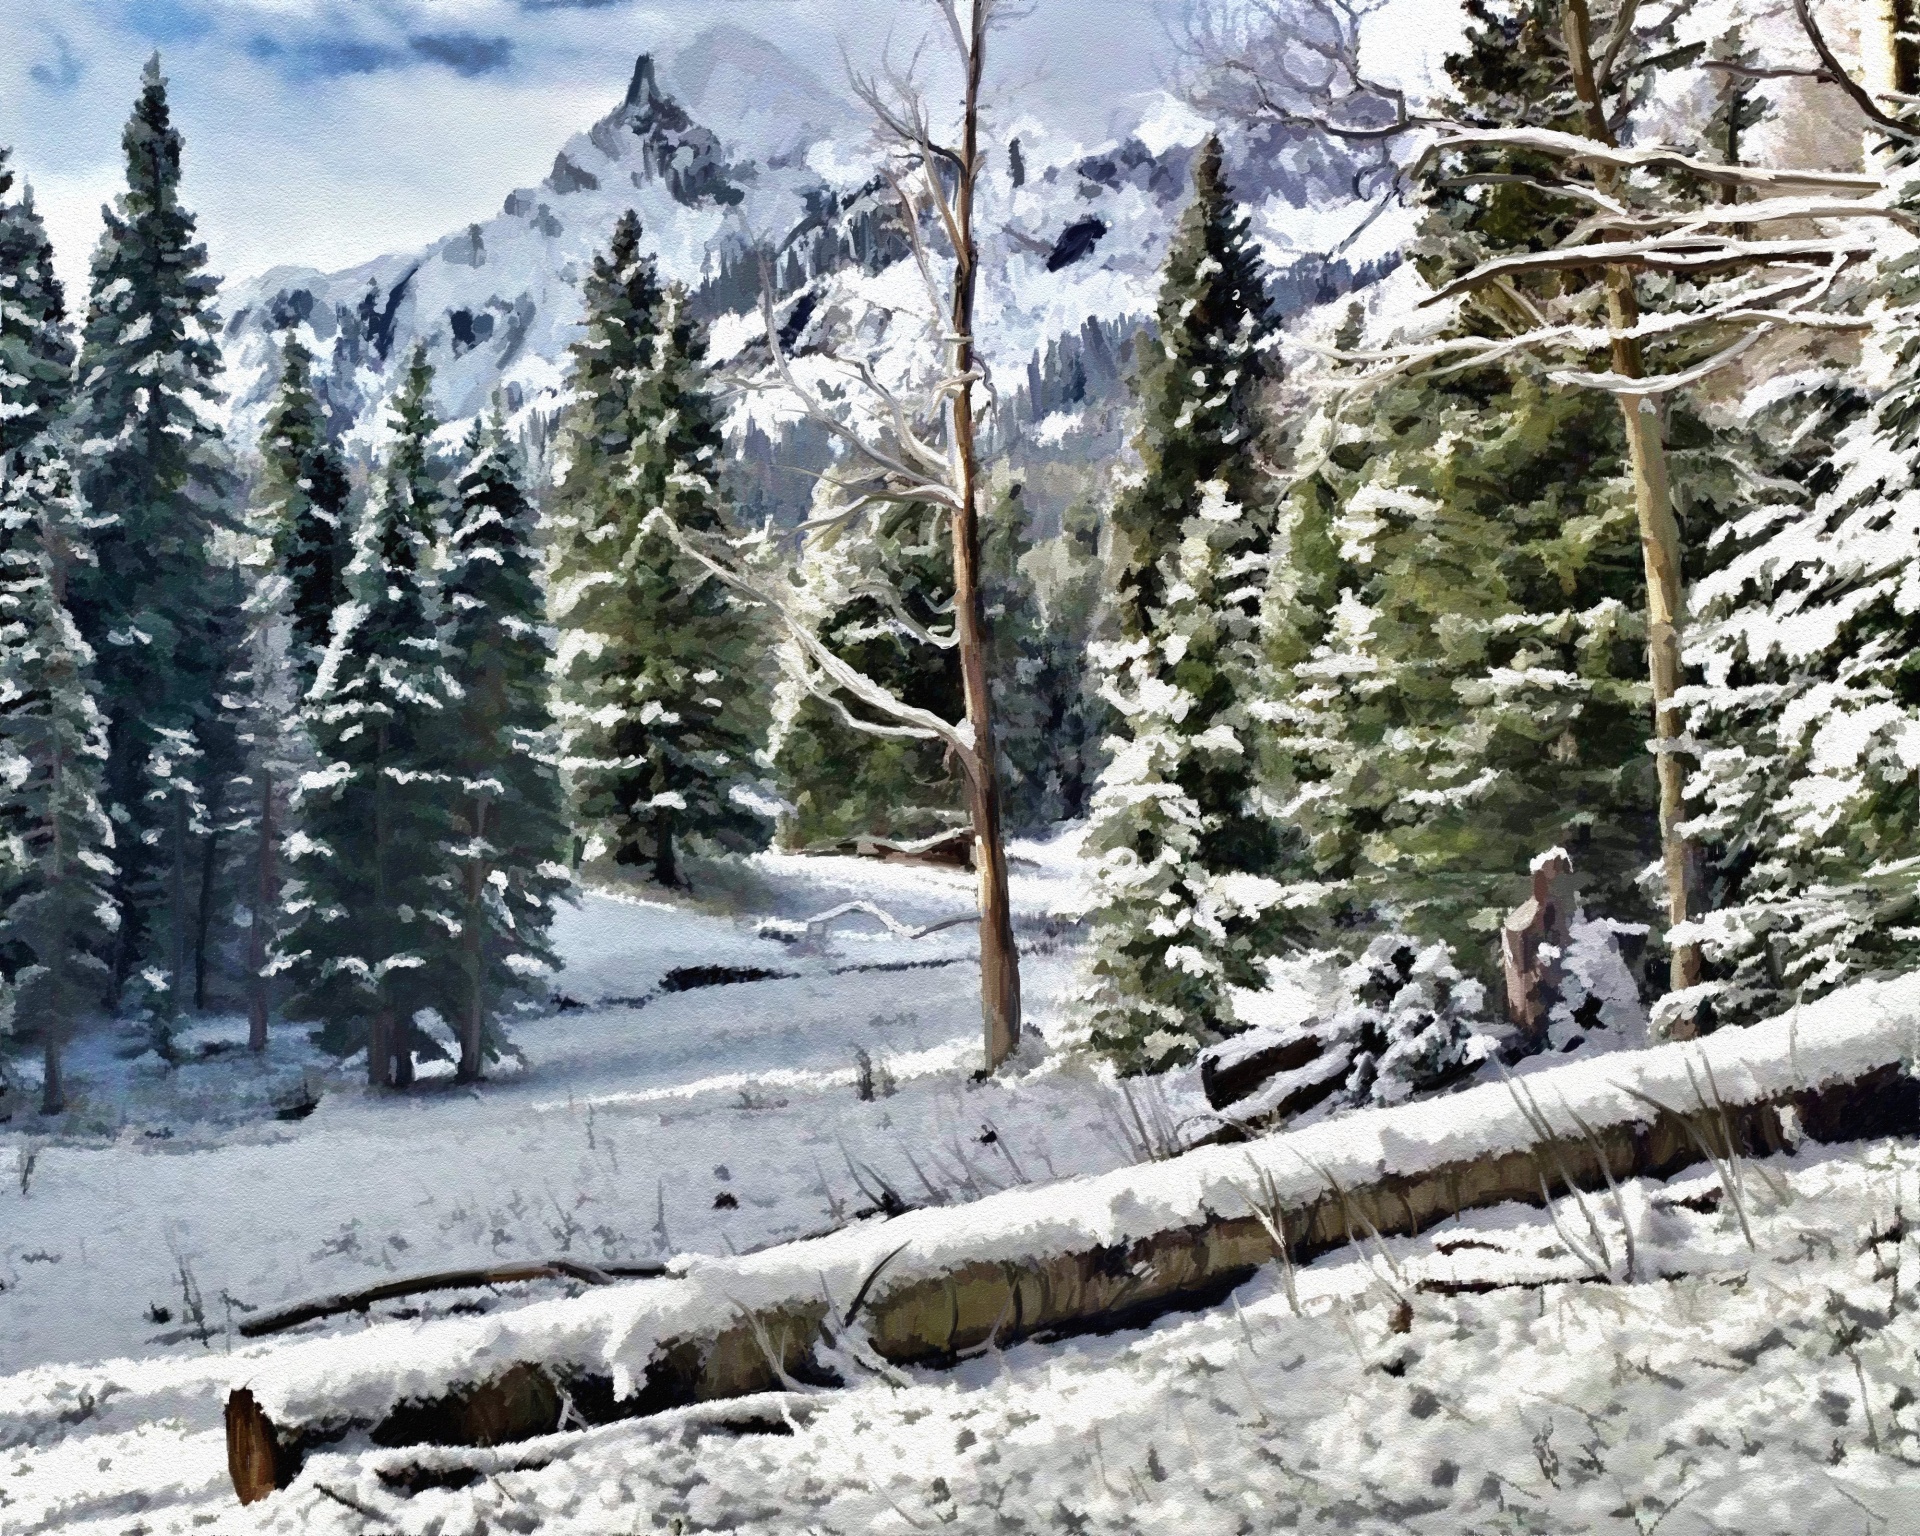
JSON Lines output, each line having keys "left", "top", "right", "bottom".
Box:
{"left": 65, "top": 57, "right": 235, "bottom": 1004}
{"left": 0, "top": 441, "right": 115, "bottom": 1115}
{"left": 550, "top": 225, "right": 768, "bottom": 883}
{"left": 1078, "top": 140, "right": 1284, "bottom": 1071}
{"left": 257, "top": 337, "right": 352, "bottom": 685}
{"left": 281, "top": 345, "right": 453, "bottom": 1088}
{"left": 439, "top": 412, "right": 570, "bottom": 1080}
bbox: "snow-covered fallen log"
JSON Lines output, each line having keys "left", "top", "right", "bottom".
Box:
{"left": 225, "top": 974, "right": 1920, "bottom": 1503}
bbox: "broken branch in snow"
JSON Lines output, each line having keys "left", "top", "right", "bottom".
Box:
{"left": 230, "top": 1259, "right": 673, "bottom": 1341}
{"left": 760, "top": 899, "right": 980, "bottom": 944}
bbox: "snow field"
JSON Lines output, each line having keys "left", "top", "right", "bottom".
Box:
{"left": 13, "top": 1137, "right": 1920, "bottom": 1533}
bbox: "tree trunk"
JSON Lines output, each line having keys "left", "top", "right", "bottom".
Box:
{"left": 247, "top": 773, "right": 275, "bottom": 1052}
{"left": 194, "top": 808, "right": 222, "bottom": 1014}
{"left": 949, "top": 4, "right": 1022, "bottom": 1073}
{"left": 170, "top": 792, "right": 191, "bottom": 1020}
{"left": 457, "top": 797, "right": 485, "bottom": 1085}
{"left": 1563, "top": 0, "right": 1703, "bottom": 1020}
{"left": 368, "top": 1006, "right": 394, "bottom": 1090}
{"left": 41, "top": 1024, "right": 64, "bottom": 1116}
{"left": 655, "top": 806, "right": 678, "bottom": 890}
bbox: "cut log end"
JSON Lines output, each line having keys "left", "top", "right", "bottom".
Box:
{"left": 224, "top": 1388, "right": 283, "bottom": 1506}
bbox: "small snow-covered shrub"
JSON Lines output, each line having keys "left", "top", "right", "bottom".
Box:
{"left": 1541, "top": 917, "right": 1649, "bottom": 1056}
{"left": 1333, "top": 935, "right": 1497, "bottom": 1108}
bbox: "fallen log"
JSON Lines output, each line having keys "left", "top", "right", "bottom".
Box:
{"left": 801, "top": 828, "right": 975, "bottom": 867}
{"left": 224, "top": 973, "right": 1920, "bottom": 1503}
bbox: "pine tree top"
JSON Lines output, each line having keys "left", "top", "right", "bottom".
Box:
{"left": 1111, "top": 135, "right": 1273, "bottom": 637}
{"left": 0, "top": 152, "right": 74, "bottom": 462}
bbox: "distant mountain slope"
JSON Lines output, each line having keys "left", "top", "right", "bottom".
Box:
{"left": 218, "top": 27, "right": 1393, "bottom": 526}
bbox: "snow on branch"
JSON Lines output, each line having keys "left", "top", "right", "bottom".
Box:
{"left": 1415, "top": 128, "right": 1883, "bottom": 194}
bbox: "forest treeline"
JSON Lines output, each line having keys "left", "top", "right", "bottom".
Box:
{"left": 3, "top": 0, "right": 1919, "bottom": 1116}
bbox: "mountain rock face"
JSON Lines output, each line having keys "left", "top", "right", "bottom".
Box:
{"left": 219, "top": 26, "right": 1387, "bottom": 528}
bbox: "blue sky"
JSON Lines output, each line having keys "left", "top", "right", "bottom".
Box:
{"left": 0, "top": 0, "right": 1180, "bottom": 299}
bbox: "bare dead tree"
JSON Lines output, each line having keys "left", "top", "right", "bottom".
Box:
{"left": 653, "top": 0, "right": 1024, "bottom": 1072}
{"left": 1188, "top": 0, "right": 1907, "bottom": 1032}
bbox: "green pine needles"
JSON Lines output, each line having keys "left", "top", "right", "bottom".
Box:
{"left": 550, "top": 213, "right": 769, "bottom": 884}
{"left": 1078, "top": 137, "right": 1290, "bottom": 1072}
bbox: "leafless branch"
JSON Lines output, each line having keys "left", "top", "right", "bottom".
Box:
{"left": 1792, "top": 0, "right": 1920, "bottom": 140}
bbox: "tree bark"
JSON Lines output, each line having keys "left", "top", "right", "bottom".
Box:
{"left": 223, "top": 1049, "right": 1920, "bottom": 1502}
{"left": 194, "top": 809, "right": 221, "bottom": 1014}
{"left": 247, "top": 773, "right": 274, "bottom": 1052}
{"left": 169, "top": 791, "right": 190, "bottom": 1022}
{"left": 369, "top": 1005, "right": 394, "bottom": 1090}
{"left": 457, "top": 796, "right": 486, "bottom": 1085}
{"left": 1563, "top": 0, "right": 1704, "bottom": 1019}
{"left": 654, "top": 805, "right": 678, "bottom": 890}
{"left": 948, "top": 3, "right": 1022, "bottom": 1072}
{"left": 40, "top": 1026, "right": 64, "bottom": 1116}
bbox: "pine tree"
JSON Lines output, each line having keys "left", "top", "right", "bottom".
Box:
{"left": 281, "top": 345, "right": 453, "bottom": 1088}
{"left": 257, "top": 337, "right": 351, "bottom": 684}
{"left": 982, "top": 482, "right": 1061, "bottom": 833}
{"left": 1299, "top": 371, "right": 1656, "bottom": 971}
{"left": 0, "top": 441, "right": 116, "bottom": 1115}
{"left": 550, "top": 227, "right": 768, "bottom": 884}
{"left": 771, "top": 494, "right": 967, "bottom": 846}
{"left": 1678, "top": 214, "right": 1920, "bottom": 1020}
{"left": 440, "top": 412, "right": 569, "bottom": 1081}
{"left": 66, "top": 56, "right": 234, "bottom": 1006}
{"left": 0, "top": 148, "right": 74, "bottom": 464}
{"left": 1078, "top": 139, "right": 1285, "bottom": 1071}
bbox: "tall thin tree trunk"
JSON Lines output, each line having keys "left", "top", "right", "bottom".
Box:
{"left": 194, "top": 810, "right": 221, "bottom": 1013}
{"left": 371, "top": 723, "right": 394, "bottom": 1089}
{"left": 949, "top": 5, "right": 1022, "bottom": 1071}
{"left": 247, "top": 772, "right": 275, "bottom": 1053}
{"left": 369, "top": 1006, "right": 394, "bottom": 1090}
{"left": 170, "top": 792, "right": 190, "bottom": 1022}
{"left": 41, "top": 1026, "right": 64, "bottom": 1116}
{"left": 457, "top": 796, "right": 485, "bottom": 1085}
{"left": 655, "top": 806, "right": 678, "bottom": 890}
{"left": 1564, "top": 0, "right": 1703, "bottom": 1022}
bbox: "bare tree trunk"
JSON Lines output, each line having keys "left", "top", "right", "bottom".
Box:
{"left": 1564, "top": 0, "right": 1704, "bottom": 1019}
{"left": 247, "top": 772, "right": 274, "bottom": 1053}
{"left": 41, "top": 1020, "right": 64, "bottom": 1115}
{"left": 948, "top": 4, "right": 1021, "bottom": 1071}
{"left": 368, "top": 1005, "right": 394, "bottom": 1090}
{"left": 194, "top": 806, "right": 221, "bottom": 1014}
{"left": 170, "top": 792, "right": 190, "bottom": 1021}
{"left": 457, "top": 796, "right": 485, "bottom": 1085}
{"left": 655, "top": 806, "right": 678, "bottom": 890}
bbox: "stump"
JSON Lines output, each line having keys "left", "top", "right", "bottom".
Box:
{"left": 1503, "top": 851, "right": 1576, "bottom": 1044}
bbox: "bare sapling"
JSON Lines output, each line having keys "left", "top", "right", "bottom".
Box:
{"left": 647, "top": 0, "right": 1023, "bottom": 1071}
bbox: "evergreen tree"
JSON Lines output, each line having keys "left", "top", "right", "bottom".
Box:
{"left": 0, "top": 440, "right": 116, "bottom": 1115}
{"left": 0, "top": 148, "right": 74, "bottom": 463}
{"left": 771, "top": 495, "right": 967, "bottom": 846}
{"left": 982, "top": 482, "right": 1065, "bottom": 833}
{"left": 1679, "top": 223, "right": 1920, "bottom": 1020}
{"left": 1078, "top": 139, "right": 1285, "bottom": 1071}
{"left": 550, "top": 227, "right": 768, "bottom": 884}
{"left": 440, "top": 412, "right": 570, "bottom": 1081}
{"left": 1296, "top": 372, "right": 1656, "bottom": 971}
{"left": 65, "top": 56, "right": 234, "bottom": 1005}
{"left": 281, "top": 345, "right": 453, "bottom": 1088}
{"left": 257, "top": 337, "right": 351, "bottom": 684}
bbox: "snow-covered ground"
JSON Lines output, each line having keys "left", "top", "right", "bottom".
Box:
{"left": 0, "top": 830, "right": 1195, "bottom": 1375}
{"left": 11, "top": 1123, "right": 1920, "bottom": 1531}
{"left": 8, "top": 830, "right": 1920, "bottom": 1533}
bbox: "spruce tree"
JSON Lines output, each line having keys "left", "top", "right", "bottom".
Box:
{"left": 440, "top": 412, "right": 570, "bottom": 1081}
{"left": 0, "top": 149, "right": 74, "bottom": 463}
{"left": 771, "top": 495, "right": 967, "bottom": 846}
{"left": 66, "top": 56, "right": 234, "bottom": 1005}
{"left": 982, "top": 483, "right": 1061, "bottom": 833}
{"left": 1078, "top": 139, "right": 1284, "bottom": 1072}
{"left": 550, "top": 229, "right": 768, "bottom": 884}
{"left": 258, "top": 337, "right": 352, "bottom": 684}
{"left": 0, "top": 440, "right": 116, "bottom": 1115}
{"left": 281, "top": 345, "right": 452, "bottom": 1088}
{"left": 1679, "top": 217, "right": 1920, "bottom": 1020}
